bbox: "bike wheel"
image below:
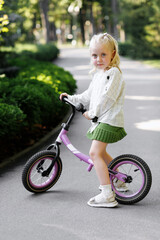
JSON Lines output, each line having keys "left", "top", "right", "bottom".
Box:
{"left": 108, "top": 154, "right": 152, "bottom": 204}
{"left": 22, "top": 150, "right": 62, "bottom": 193}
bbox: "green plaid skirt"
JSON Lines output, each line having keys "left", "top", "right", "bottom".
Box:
{"left": 87, "top": 123, "right": 127, "bottom": 143}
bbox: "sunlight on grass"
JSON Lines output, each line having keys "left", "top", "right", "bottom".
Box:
{"left": 1, "top": 43, "right": 38, "bottom": 53}
{"left": 143, "top": 60, "right": 160, "bottom": 69}
{"left": 14, "top": 43, "right": 38, "bottom": 53}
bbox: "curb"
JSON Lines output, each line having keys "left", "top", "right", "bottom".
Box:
{"left": 0, "top": 110, "right": 71, "bottom": 170}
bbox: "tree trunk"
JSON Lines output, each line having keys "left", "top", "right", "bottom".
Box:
{"left": 39, "top": 0, "right": 50, "bottom": 43}
{"left": 89, "top": 0, "right": 96, "bottom": 35}
{"left": 49, "top": 22, "right": 57, "bottom": 41}
{"left": 111, "top": 0, "right": 118, "bottom": 39}
{"left": 79, "top": 8, "right": 85, "bottom": 44}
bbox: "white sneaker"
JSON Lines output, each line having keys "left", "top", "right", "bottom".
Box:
{"left": 114, "top": 180, "right": 128, "bottom": 192}
{"left": 87, "top": 191, "right": 118, "bottom": 208}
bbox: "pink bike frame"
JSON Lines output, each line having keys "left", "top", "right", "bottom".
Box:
{"left": 55, "top": 128, "right": 127, "bottom": 183}
{"left": 56, "top": 128, "right": 94, "bottom": 172}
{"left": 53, "top": 97, "right": 128, "bottom": 182}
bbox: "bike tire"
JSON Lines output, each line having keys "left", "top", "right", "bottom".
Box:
{"left": 22, "top": 150, "right": 62, "bottom": 193}
{"left": 108, "top": 154, "right": 152, "bottom": 204}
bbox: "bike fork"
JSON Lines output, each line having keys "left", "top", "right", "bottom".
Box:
{"left": 39, "top": 142, "right": 60, "bottom": 177}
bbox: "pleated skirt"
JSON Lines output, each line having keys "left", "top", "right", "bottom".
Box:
{"left": 87, "top": 123, "right": 127, "bottom": 143}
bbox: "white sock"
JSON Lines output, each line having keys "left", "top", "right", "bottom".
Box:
{"left": 100, "top": 184, "right": 112, "bottom": 196}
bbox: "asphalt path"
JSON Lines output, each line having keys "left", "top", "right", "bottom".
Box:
{"left": 0, "top": 48, "right": 160, "bottom": 240}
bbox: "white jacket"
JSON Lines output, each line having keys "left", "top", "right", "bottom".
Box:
{"left": 68, "top": 67, "right": 125, "bottom": 132}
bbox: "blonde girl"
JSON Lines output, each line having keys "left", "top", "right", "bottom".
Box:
{"left": 60, "top": 33, "right": 127, "bottom": 208}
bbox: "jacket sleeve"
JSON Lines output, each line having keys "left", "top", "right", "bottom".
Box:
{"left": 67, "top": 80, "right": 93, "bottom": 106}
{"left": 88, "top": 68, "right": 124, "bottom": 119}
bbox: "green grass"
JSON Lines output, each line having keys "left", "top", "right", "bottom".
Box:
{"left": 14, "top": 43, "right": 38, "bottom": 53}
{"left": 142, "top": 60, "right": 160, "bottom": 69}
{"left": 1, "top": 43, "right": 51, "bottom": 53}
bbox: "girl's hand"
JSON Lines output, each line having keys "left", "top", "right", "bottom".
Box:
{"left": 83, "top": 111, "right": 91, "bottom": 120}
{"left": 60, "top": 93, "right": 68, "bottom": 101}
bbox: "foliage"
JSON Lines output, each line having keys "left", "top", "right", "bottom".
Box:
{"left": 118, "top": 41, "right": 160, "bottom": 59}
{"left": 0, "top": 43, "right": 77, "bottom": 161}
{"left": 8, "top": 56, "right": 76, "bottom": 94}
{"left": 14, "top": 42, "right": 60, "bottom": 61}
{"left": 118, "top": 42, "right": 134, "bottom": 57}
{"left": 0, "top": 102, "right": 26, "bottom": 138}
{"left": 0, "top": 0, "right": 9, "bottom": 40}
{"left": 119, "top": 0, "right": 160, "bottom": 59}
{"left": 1, "top": 0, "right": 36, "bottom": 45}
{"left": 1, "top": 0, "right": 160, "bottom": 59}
{"left": 0, "top": 42, "right": 59, "bottom": 72}
{"left": 0, "top": 58, "right": 76, "bottom": 130}
{"left": 0, "top": 50, "right": 11, "bottom": 68}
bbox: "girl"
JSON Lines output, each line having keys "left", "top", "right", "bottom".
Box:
{"left": 60, "top": 33, "right": 127, "bottom": 208}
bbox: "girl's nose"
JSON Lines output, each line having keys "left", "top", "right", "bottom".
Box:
{"left": 97, "top": 55, "right": 102, "bottom": 61}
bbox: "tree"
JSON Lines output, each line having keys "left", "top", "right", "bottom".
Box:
{"left": 39, "top": 0, "right": 50, "bottom": 43}
{"left": 0, "top": 0, "right": 9, "bottom": 42}
{"left": 119, "top": 0, "right": 160, "bottom": 58}
{"left": 111, "top": 0, "right": 118, "bottom": 39}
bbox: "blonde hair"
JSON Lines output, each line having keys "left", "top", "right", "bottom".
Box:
{"left": 89, "top": 33, "right": 121, "bottom": 73}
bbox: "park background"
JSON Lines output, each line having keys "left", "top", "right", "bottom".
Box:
{"left": 0, "top": 0, "right": 160, "bottom": 163}
{"left": 1, "top": 1, "right": 160, "bottom": 239}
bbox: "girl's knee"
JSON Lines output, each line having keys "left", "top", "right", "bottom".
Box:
{"left": 89, "top": 140, "right": 107, "bottom": 161}
{"left": 89, "top": 149, "right": 95, "bottom": 160}
{"left": 89, "top": 149, "right": 101, "bottom": 161}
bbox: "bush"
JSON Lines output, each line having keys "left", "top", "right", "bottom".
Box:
{"left": 0, "top": 52, "right": 9, "bottom": 68}
{"left": 0, "top": 43, "right": 59, "bottom": 77}
{"left": 119, "top": 41, "right": 160, "bottom": 59}
{"left": 17, "top": 59, "right": 77, "bottom": 94}
{"left": 15, "top": 43, "right": 59, "bottom": 62}
{"left": 7, "top": 82, "right": 55, "bottom": 126}
{"left": 118, "top": 42, "right": 134, "bottom": 57}
{"left": 0, "top": 44, "right": 77, "bottom": 161}
{"left": 0, "top": 103, "right": 26, "bottom": 138}
{"left": 0, "top": 65, "right": 76, "bottom": 129}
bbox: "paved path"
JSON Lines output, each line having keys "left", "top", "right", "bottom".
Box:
{"left": 0, "top": 48, "right": 160, "bottom": 240}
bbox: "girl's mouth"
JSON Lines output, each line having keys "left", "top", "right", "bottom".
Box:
{"left": 97, "top": 64, "right": 104, "bottom": 67}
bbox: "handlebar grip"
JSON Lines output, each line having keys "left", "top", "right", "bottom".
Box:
{"left": 61, "top": 96, "right": 98, "bottom": 122}
{"left": 61, "top": 96, "right": 87, "bottom": 114}
{"left": 62, "top": 96, "right": 68, "bottom": 102}
{"left": 61, "top": 96, "right": 78, "bottom": 110}
{"left": 75, "top": 103, "right": 87, "bottom": 114}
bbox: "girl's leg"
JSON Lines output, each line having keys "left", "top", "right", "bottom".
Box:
{"left": 88, "top": 140, "right": 118, "bottom": 207}
{"left": 103, "top": 151, "right": 113, "bottom": 166}
{"left": 89, "top": 140, "right": 110, "bottom": 185}
{"left": 103, "top": 148, "right": 128, "bottom": 192}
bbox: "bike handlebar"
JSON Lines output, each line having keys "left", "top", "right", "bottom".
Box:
{"left": 62, "top": 96, "right": 98, "bottom": 122}
{"left": 62, "top": 96, "right": 87, "bottom": 113}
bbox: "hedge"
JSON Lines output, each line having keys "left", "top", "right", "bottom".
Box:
{"left": 14, "top": 43, "right": 60, "bottom": 62}
{"left": 0, "top": 43, "right": 60, "bottom": 76}
{"left": 118, "top": 42, "right": 160, "bottom": 59}
{"left": 0, "top": 103, "right": 26, "bottom": 138}
{"left": 0, "top": 63, "right": 76, "bottom": 130}
{"left": 0, "top": 44, "right": 77, "bottom": 161}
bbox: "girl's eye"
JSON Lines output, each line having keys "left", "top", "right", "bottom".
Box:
{"left": 102, "top": 53, "right": 106, "bottom": 57}
{"left": 92, "top": 54, "right": 97, "bottom": 58}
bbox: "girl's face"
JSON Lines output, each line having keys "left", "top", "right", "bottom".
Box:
{"left": 90, "top": 43, "right": 115, "bottom": 70}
